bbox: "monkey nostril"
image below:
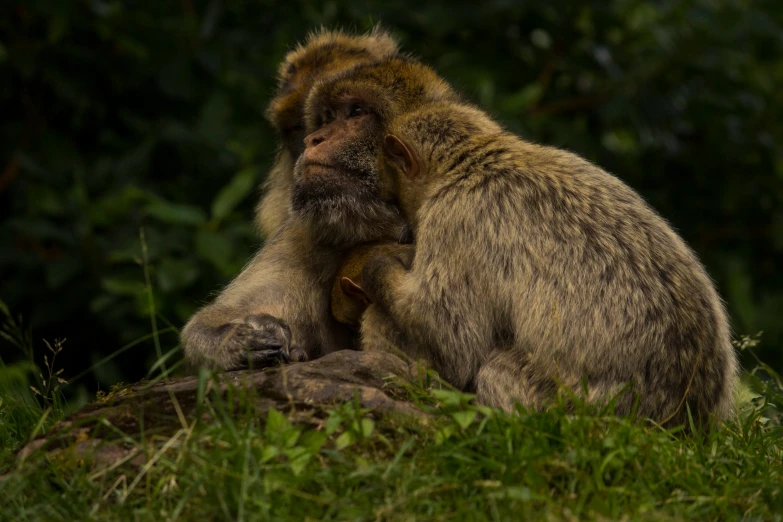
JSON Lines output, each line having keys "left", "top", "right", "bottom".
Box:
{"left": 304, "top": 132, "right": 324, "bottom": 148}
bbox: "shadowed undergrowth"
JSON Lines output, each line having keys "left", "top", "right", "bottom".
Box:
{"left": 1, "top": 341, "right": 782, "bottom": 521}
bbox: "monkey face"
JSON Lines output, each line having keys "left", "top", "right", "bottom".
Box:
{"left": 291, "top": 97, "right": 403, "bottom": 246}
{"left": 296, "top": 98, "right": 382, "bottom": 194}
{"left": 289, "top": 56, "right": 459, "bottom": 246}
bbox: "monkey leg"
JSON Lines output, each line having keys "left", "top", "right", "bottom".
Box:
{"left": 475, "top": 351, "right": 645, "bottom": 416}
{"left": 474, "top": 350, "right": 553, "bottom": 413}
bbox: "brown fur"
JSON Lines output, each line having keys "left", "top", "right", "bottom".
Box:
{"left": 349, "top": 99, "right": 738, "bottom": 427}
{"left": 181, "top": 29, "right": 408, "bottom": 370}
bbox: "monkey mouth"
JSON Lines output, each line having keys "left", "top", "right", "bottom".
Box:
{"left": 303, "top": 162, "right": 339, "bottom": 177}
{"left": 303, "top": 162, "right": 368, "bottom": 182}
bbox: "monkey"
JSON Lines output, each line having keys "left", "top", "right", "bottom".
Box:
{"left": 361, "top": 100, "right": 739, "bottom": 426}
{"left": 330, "top": 241, "right": 414, "bottom": 329}
{"left": 181, "top": 28, "right": 407, "bottom": 370}
{"left": 181, "top": 34, "right": 460, "bottom": 371}
{"left": 300, "top": 66, "right": 737, "bottom": 425}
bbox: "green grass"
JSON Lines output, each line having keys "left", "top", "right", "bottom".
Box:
{"left": 2, "top": 298, "right": 782, "bottom": 521}
{"left": 1, "top": 356, "right": 782, "bottom": 521}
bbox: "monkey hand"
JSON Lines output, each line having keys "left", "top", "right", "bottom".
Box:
{"left": 361, "top": 246, "right": 413, "bottom": 308}
{"left": 219, "top": 313, "right": 295, "bottom": 371}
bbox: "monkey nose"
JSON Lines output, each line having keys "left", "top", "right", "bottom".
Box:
{"left": 305, "top": 132, "right": 326, "bottom": 148}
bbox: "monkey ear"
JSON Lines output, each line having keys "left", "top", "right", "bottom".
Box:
{"left": 340, "top": 277, "right": 372, "bottom": 305}
{"left": 384, "top": 135, "right": 419, "bottom": 179}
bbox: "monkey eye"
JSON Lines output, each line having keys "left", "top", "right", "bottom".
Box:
{"left": 285, "top": 122, "right": 304, "bottom": 135}
{"left": 320, "top": 108, "right": 336, "bottom": 126}
{"left": 347, "top": 103, "right": 366, "bottom": 118}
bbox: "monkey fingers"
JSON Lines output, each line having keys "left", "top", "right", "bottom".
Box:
{"left": 221, "top": 314, "right": 293, "bottom": 371}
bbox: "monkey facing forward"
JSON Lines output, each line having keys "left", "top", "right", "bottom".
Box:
{"left": 301, "top": 67, "right": 738, "bottom": 425}
{"left": 180, "top": 28, "right": 411, "bottom": 370}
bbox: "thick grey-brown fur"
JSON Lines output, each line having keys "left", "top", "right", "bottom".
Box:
{"left": 360, "top": 101, "right": 738, "bottom": 426}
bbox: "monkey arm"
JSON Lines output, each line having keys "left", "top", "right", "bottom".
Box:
{"left": 181, "top": 218, "right": 349, "bottom": 371}
{"left": 360, "top": 246, "right": 429, "bottom": 357}
{"left": 360, "top": 245, "right": 415, "bottom": 309}
{"left": 254, "top": 151, "right": 294, "bottom": 237}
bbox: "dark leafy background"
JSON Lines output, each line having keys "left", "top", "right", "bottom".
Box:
{"left": 1, "top": 0, "right": 781, "bottom": 397}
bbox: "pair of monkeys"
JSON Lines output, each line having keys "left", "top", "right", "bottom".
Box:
{"left": 182, "top": 28, "right": 738, "bottom": 426}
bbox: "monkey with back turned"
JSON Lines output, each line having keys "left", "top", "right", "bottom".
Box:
{"left": 301, "top": 64, "right": 738, "bottom": 426}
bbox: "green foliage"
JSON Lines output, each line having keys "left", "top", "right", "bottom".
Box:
{"left": 0, "top": 300, "right": 68, "bottom": 459}
{"left": 736, "top": 333, "right": 783, "bottom": 427}
{"left": 2, "top": 360, "right": 783, "bottom": 520}
{"left": 1, "top": 0, "right": 782, "bottom": 386}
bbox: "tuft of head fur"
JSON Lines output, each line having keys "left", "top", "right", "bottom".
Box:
{"left": 258, "top": 27, "right": 402, "bottom": 237}
{"left": 389, "top": 102, "right": 504, "bottom": 145}
{"left": 266, "top": 26, "right": 400, "bottom": 132}
{"left": 303, "top": 56, "right": 460, "bottom": 134}
{"left": 386, "top": 101, "right": 504, "bottom": 174}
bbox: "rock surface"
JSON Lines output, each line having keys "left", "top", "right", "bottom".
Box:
{"left": 16, "top": 350, "right": 423, "bottom": 467}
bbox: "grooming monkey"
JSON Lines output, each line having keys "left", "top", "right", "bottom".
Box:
{"left": 181, "top": 28, "right": 417, "bottom": 370}
{"left": 301, "top": 70, "right": 738, "bottom": 424}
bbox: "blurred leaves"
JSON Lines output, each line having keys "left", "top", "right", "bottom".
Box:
{"left": 0, "top": 0, "right": 781, "bottom": 384}
{"left": 144, "top": 199, "right": 207, "bottom": 227}
{"left": 211, "top": 167, "right": 258, "bottom": 223}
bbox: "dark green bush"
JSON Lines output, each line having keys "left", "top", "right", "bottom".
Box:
{"left": 1, "top": 0, "right": 781, "bottom": 389}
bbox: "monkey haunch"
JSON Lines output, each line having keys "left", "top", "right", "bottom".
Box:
{"left": 303, "top": 70, "right": 737, "bottom": 425}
